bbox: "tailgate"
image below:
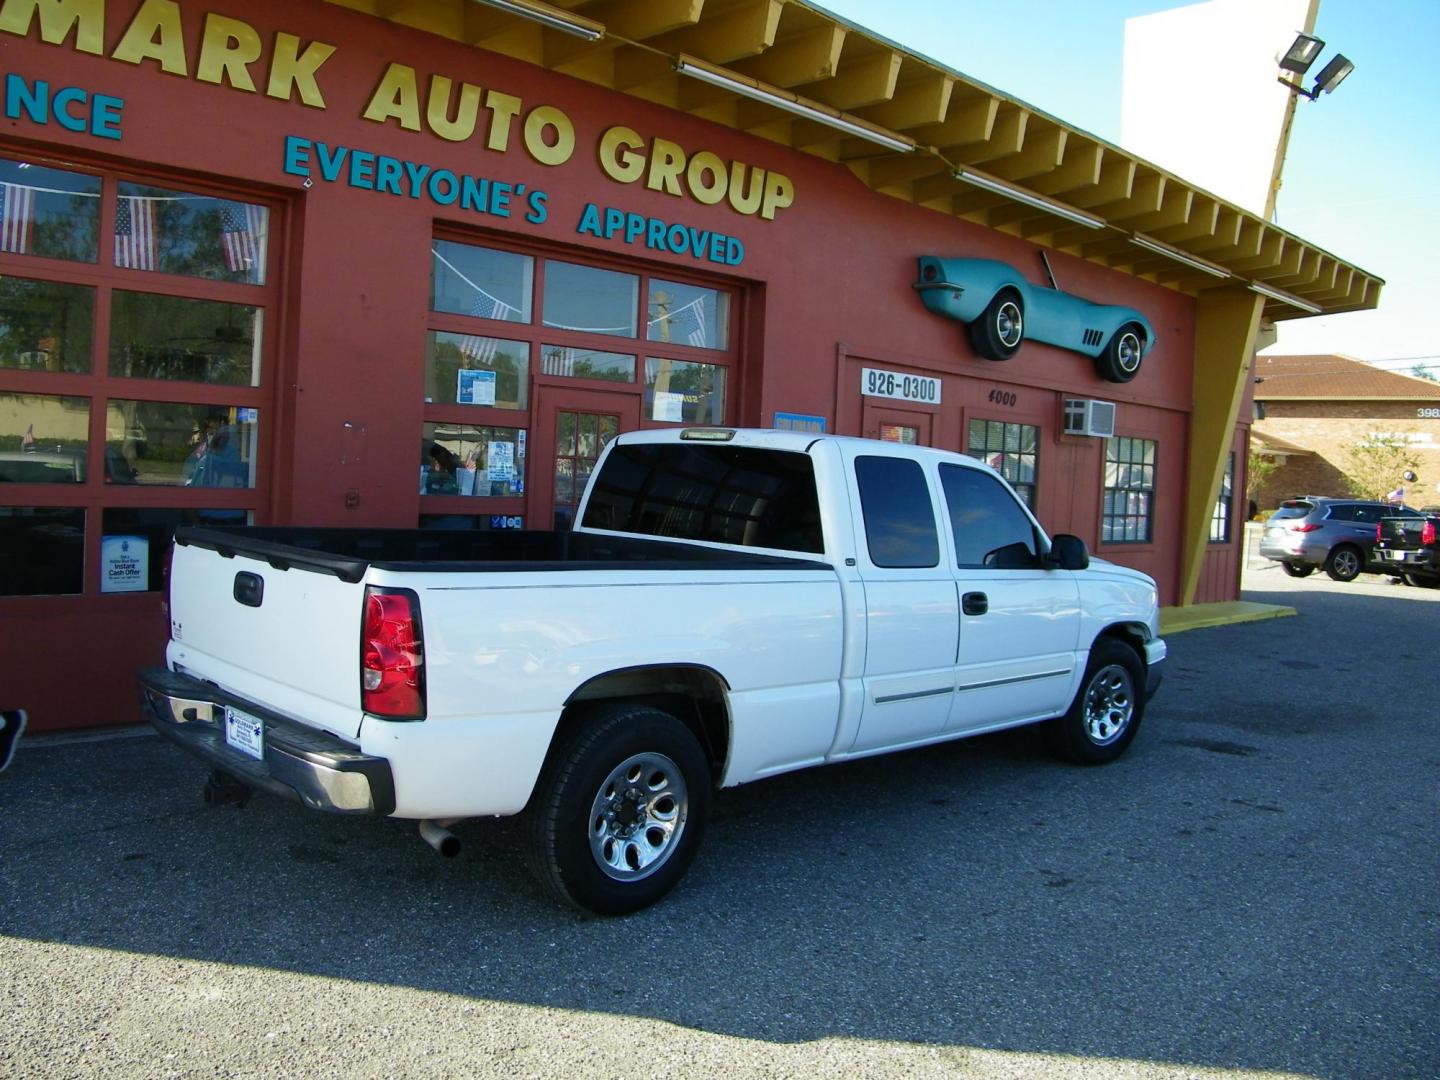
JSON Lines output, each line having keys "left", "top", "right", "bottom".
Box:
{"left": 1377, "top": 518, "right": 1420, "bottom": 548}
{"left": 165, "top": 541, "right": 368, "bottom": 738}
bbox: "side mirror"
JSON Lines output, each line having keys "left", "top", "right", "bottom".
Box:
{"left": 1047, "top": 533, "right": 1089, "bottom": 570}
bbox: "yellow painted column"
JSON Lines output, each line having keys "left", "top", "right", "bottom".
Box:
{"left": 1179, "top": 288, "right": 1266, "bottom": 606}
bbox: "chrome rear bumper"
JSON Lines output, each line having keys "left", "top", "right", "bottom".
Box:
{"left": 138, "top": 668, "right": 395, "bottom": 816}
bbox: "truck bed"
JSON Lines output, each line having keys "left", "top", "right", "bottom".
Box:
{"left": 175, "top": 526, "right": 831, "bottom": 583}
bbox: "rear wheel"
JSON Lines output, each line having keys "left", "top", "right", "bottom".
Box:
{"left": 1324, "top": 545, "right": 1363, "bottom": 582}
{"left": 1280, "top": 560, "right": 1315, "bottom": 578}
{"left": 968, "top": 288, "right": 1024, "bottom": 361}
{"left": 524, "top": 702, "right": 710, "bottom": 916}
{"left": 1403, "top": 571, "right": 1440, "bottom": 589}
{"left": 1048, "top": 639, "right": 1146, "bottom": 766}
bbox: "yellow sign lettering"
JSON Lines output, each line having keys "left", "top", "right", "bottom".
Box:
{"left": 761, "top": 171, "right": 793, "bottom": 220}
{"left": 426, "top": 74, "right": 483, "bottom": 142}
{"left": 362, "top": 62, "right": 421, "bottom": 131}
{"left": 196, "top": 12, "right": 262, "bottom": 92}
{"left": 484, "top": 91, "right": 521, "bottom": 152}
{"left": 266, "top": 32, "right": 333, "bottom": 108}
{"left": 111, "top": 0, "right": 186, "bottom": 75}
{"left": 523, "top": 105, "right": 573, "bottom": 166}
{"left": 645, "top": 137, "right": 685, "bottom": 197}
{"left": 0, "top": 0, "right": 103, "bottom": 54}
{"left": 598, "top": 125, "right": 645, "bottom": 184}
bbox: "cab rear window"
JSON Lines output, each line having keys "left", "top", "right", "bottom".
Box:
{"left": 581, "top": 443, "right": 823, "bottom": 553}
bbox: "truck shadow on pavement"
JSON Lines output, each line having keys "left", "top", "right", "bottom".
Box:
{"left": 2, "top": 587, "right": 1437, "bottom": 1080}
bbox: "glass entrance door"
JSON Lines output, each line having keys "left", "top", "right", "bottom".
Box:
{"left": 536, "top": 387, "right": 641, "bottom": 529}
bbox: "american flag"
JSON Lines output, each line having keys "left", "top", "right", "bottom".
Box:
{"left": 220, "top": 200, "right": 265, "bottom": 275}
{"left": 459, "top": 289, "right": 513, "bottom": 364}
{"left": 541, "top": 346, "right": 576, "bottom": 377}
{"left": 114, "top": 195, "right": 156, "bottom": 270}
{"left": 661, "top": 299, "right": 708, "bottom": 348}
{"left": 0, "top": 182, "right": 35, "bottom": 254}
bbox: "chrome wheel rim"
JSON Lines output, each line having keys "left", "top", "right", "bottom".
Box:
{"left": 996, "top": 301, "right": 1023, "bottom": 348}
{"left": 1333, "top": 549, "right": 1360, "bottom": 576}
{"left": 1117, "top": 331, "right": 1142, "bottom": 372}
{"left": 588, "top": 752, "right": 688, "bottom": 881}
{"left": 1083, "top": 664, "right": 1134, "bottom": 745}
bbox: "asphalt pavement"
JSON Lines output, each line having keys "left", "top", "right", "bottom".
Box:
{"left": 1, "top": 558, "right": 1436, "bottom": 1079}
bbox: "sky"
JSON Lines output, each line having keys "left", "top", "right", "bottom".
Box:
{"left": 819, "top": 0, "right": 1440, "bottom": 376}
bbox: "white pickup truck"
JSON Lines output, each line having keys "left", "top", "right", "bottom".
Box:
{"left": 140, "top": 428, "right": 1166, "bottom": 914}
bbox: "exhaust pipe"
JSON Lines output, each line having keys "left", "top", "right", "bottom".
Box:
{"left": 419, "top": 817, "right": 463, "bottom": 858}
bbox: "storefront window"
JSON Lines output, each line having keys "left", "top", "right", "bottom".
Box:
{"left": 431, "top": 241, "right": 532, "bottom": 323}
{"left": 543, "top": 262, "right": 638, "bottom": 338}
{"left": 110, "top": 291, "right": 261, "bottom": 385}
{"left": 104, "top": 401, "right": 258, "bottom": 488}
{"left": 0, "top": 158, "right": 100, "bottom": 264}
{"left": 0, "top": 507, "right": 84, "bottom": 595}
{"left": 0, "top": 392, "right": 89, "bottom": 480}
{"left": 968, "top": 419, "right": 1038, "bottom": 507}
{"left": 540, "top": 345, "right": 634, "bottom": 382}
{"left": 644, "top": 358, "right": 725, "bottom": 423}
{"left": 646, "top": 279, "right": 729, "bottom": 350}
{"left": 114, "top": 183, "right": 268, "bottom": 284}
{"left": 0, "top": 277, "right": 95, "bottom": 373}
{"left": 100, "top": 507, "right": 248, "bottom": 593}
{"left": 554, "top": 411, "right": 617, "bottom": 511}
{"left": 421, "top": 422, "right": 525, "bottom": 497}
{"left": 1103, "top": 437, "right": 1157, "bottom": 543}
{"left": 426, "top": 331, "right": 529, "bottom": 409}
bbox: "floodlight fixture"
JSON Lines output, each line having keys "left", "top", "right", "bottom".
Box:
{"left": 1309, "top": 54, "right": 1355, "bottom": 96}
{"left": 468, "top": 0, "right": 604, "bottom": 41}
{"left": 1278, "top": 32, "right": 1325, "bottom": 74}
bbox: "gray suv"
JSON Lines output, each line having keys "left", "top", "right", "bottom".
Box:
{"left": 1260, "top": 497, "right": 1426, "bottom": 581}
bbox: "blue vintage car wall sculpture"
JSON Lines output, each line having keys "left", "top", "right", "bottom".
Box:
{"left": 914, "top": 256, "right": 1155, "bottom": 383}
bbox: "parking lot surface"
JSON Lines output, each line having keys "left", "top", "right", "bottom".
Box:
{"left": 2, "top": 560, "right": 1436, "bottom": 1079}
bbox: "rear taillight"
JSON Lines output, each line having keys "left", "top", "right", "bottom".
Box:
{"left": 1376, "top": 523, "right": 1384, "bottom": 543}
{"left": 1292, "top": 522, "right": 1321, "bottom": 532}
{"left": 1424, "top": 520, "right": 1437, "bottom": 546}
{"left": 361, "top": 587, "right": 425, "bottom": 719}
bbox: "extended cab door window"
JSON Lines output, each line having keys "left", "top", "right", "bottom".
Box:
{"left": 853, "top": 456, "right": 939, "bottom": 567}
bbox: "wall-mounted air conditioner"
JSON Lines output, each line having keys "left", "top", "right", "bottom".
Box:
{"left": 1063, "top": 398, "right": 1116, "bottom": 438}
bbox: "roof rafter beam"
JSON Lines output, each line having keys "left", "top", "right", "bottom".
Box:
{"left": 802, "top": 48, "right": 902, "bottom": 109}
{"left": 731, "top": 24, "right": 846, "bottom": 86}
{"left": 648, "top": 0, "right": 783, "bottom": 63}
{"left": 858, "top": 70, "right": 954, "bottom": 131}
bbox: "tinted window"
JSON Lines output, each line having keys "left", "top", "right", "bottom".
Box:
{"left": 1325, "top": 505, "right": 1357, "bottom": 521}
{"left": 939, "top": 464, "right": 1039, "bottom": 568}
{"left": 1270, "top": 502, "right": 1312, "bottom": 520}
{"left": 582, "top": 443, "right": 823, "bottom": 553}
{"left": 854, "top": 456, "right": 938, "bottom": 568}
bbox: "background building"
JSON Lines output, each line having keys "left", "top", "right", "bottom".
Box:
{"left": 1252, "top": 353, "right": 1440, "bottom": 508}
{"left": 0, "top": 0, "right": 1379, "bottom": 730}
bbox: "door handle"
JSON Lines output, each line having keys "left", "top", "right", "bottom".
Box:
{"left": 962, "top": 591, "right": 988, "bottom": 616}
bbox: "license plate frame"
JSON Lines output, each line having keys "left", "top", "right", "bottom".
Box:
{"left": 224, "top": 706, "right": 265, "bottom": 761}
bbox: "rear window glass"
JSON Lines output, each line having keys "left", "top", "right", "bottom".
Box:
{"left": 1270, "top": 502, "right": 1312, "bottom": 520}
{"left": 581, "top": 443, "right": 823, "bottom": 553}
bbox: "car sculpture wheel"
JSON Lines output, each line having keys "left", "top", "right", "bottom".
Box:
{"left": 1097, "top": 324, "right": 1146, "bottom": 384}
{"left": 970, "top": 289, "right": 1024, "bottom": 362}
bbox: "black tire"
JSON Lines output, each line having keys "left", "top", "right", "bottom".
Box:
{"left": 1048, "top": 638, "right": 1146, "bottom": 766}
{"left": 1324, "top": 545, "right": 1363, "bottom": 582}
{"left": 1403, "top": 571, "right": 1440, "bottom": 589}
{"left": 968, "top": 288, "right": 1024, "bottom": 361}
{"left": 524, "top": 703, "right": 710, "bottom": 916}
{"left": 1280, "top": 560, "right": 1315, "bottom": 578}
{"left": 1095, "top": 322, "right": 1146, "bottom": 383}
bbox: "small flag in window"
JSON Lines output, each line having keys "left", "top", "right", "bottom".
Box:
{"left": 114, "top": 195, "right": 156, "bottom": 270}
{"left": 220, "top": 200, "right": 265, "bottom": 275}
{"left": 0, "top": 182, "right": 35, "bottom": 254}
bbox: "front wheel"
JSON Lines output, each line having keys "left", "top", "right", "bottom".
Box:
{"left": 968, "top": 288, "right": 1024, "bottom": 361}
{"left": 1325, "top": 545, "right": 1363, "bottom": 582}
{"left": 1095, "top": 323, "right": 1146, "bottom": 383}
{"left": 524, "top": 703, "right": 710, "bottom": 916}
{"left": 1280, "top": 560, "right": 1315, "bottom": 578}
{"left": 1048, "top": 639, "right": 1146, "bottom": 765}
